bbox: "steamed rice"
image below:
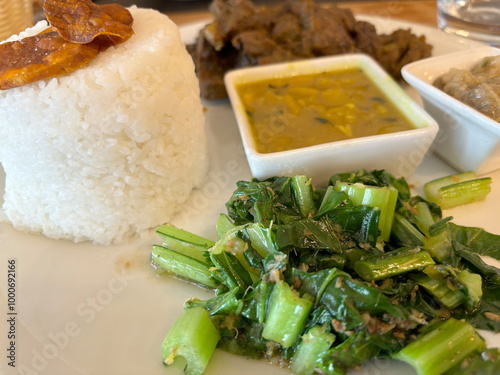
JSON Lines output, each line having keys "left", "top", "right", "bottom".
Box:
{"left": 0, "top": 7, "right": 208, "bottom": 245}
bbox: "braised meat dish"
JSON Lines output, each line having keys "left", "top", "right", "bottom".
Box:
{"left": 187, "top": 0, "right": 433, "bottom": 100}
{"left": 434, "top": 56, "right": 500, "bottom": 122}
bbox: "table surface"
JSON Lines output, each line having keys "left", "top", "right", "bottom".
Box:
{"left": 165, "top": 0, "right": 438, "bottom": 28}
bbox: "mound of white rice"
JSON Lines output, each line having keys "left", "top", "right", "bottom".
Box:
{"left": 0, "top": 7, "right": 208, "bottom": 245}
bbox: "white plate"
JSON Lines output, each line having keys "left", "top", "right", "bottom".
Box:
{"left": 0, "top": 16, "right": 498, "bottom": 375}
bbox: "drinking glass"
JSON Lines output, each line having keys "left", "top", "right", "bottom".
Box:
{"left": 0, "top": 0, "right": 34, "bottom": 41}
{"left": 437, "top": 0, "right": 500, "bottom": 46}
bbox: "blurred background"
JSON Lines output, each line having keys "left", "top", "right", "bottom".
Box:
{"left": 95, "top": 0, "right": 210, "bottom": 10}
{"left": 35, "top": 0, "right": 407, "bottom": 26}
{"left": 93, "top": 0, "right": 354, "bottom": 13}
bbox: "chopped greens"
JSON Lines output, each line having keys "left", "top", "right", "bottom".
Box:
{"left": 395, "top": 318, "right": 486, "bottom": 375}
{"left": 424, "top": 171, "right": 492, "bottom": 209}
{"left": 151, "top": 169, "right": 500, "bottom": 375}
{"left": 162, "top": 307, "right": 220, "bottom": 375}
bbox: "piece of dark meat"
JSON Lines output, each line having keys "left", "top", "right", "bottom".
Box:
{"left": 231, "top": 30, "right": 277, "bottom": 58}
{"left": 189, "top": 30, "right": 240, "bottom": 101}
{"left": 208, "top": 0, "right": 257, "bottom": 38}
{"left": 290, "top": 0, "right": 357, "bottom": 56}
{"left": 271, "top": 12, "right": 302, "bottom": 45}
{"left": 352, "top": 20, "right": 382, "bottom": 59}
{"left": 296, "top": 4, "right": 356, "bottom": 56}
{"left": 188, "top": 0, "right": 433, "bottom": 100}
{"left": 376, "top": 29, "right": 433, "bottom": 79}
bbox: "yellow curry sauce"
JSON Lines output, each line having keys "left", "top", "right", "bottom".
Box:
{"left": 237, "top": 68, "right": 416, "bottom": 154}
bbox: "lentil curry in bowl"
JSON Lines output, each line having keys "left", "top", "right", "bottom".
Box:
{"left": 225, "top": 54, "right": 439, "bottom": 185}
{"left": 237, "top": 67, "right": 416, "bottom": 154}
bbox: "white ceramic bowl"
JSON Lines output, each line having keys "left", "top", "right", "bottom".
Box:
{"left": 402, "top": 46, "right": 500, "bottom": 175}
{"left": 224, "top": 54, "right": 439, "bottom": 186}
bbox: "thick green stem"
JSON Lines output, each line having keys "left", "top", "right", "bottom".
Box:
{"left": 354, "top": 249, "right": 435, "bottom": 281}
{"left": 335, "top": 181, "right": 398, "bottom": 241}
{"left": 456, "top": 269, "right": 483, "bottom": 310}
{"left": 424, "top": 229, "right": 451, "bottom": 261}
{"left": 424, "top": 172, "right": 491, "bottom": 210}
{"left": 211, "top": 226, "right": 261, "bottom": 282}
{"left": 152, "top": 245, "right": 218, "bottom": 289}
{"left": 423, "top": 171, "right": 477, "bottom": 204}
{"left": 290, "top": 325, "right": 336, "bottom": 375}
{"left": 437, "top": 178, "right": 492, "bottom": 209}
{"left": 210, "top": 249, "right": 254, "bottom": 291}
{"left": 162, "top": 307, "right": 220, "bottom": 375}
{"left": 392, "top": 213, "right": 426, "bottom": 246}
{"left": 215, "top": 213, "right": 236, "bottom": 239}
{"left": 262, "top": 280, "right": 314, "bottom": 348}
{"left": 394, "top": 318, "right": 486, "bottom": 375}
{"left": 412, "top": 272, "right": 465, "bottom": 309}
{"left": 414, "top": 202, "right": 435, "bottom": 237}
{"left": 156, "top": 224, "right": 214, "bottom": 262}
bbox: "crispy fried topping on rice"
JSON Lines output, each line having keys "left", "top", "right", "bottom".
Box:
{"left": 0, "top": 0, "right": 134, "bottom": 90}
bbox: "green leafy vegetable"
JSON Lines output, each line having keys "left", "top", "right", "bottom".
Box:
{"left": 446, "top": 348, "right": 500, "bottom": 375}
{"left": 151, "top": 245, "right": 218, "bottom": 289}
{"left": 152, "top": 169, "right": 500, "bottom": 375}
{"left": 262, "top": 280, "right": 314, "bottom": 347}
{"left": 354, "top": 247, "right": 435, "bottom": 281}
{"left": 424, "top": 172, "right": 491, "bottom": 209}
{"left": 317, "top": 331, "right": 383, "bottom": 375}
{"left": 394, "top": 318, "right": 486, "bottom": 375}
{"left": 162, "top": 307, "right": 220, "bottom": 375}
{"left": 335, "top": 180, "right": 398, "bottom": 241}
{"left": 290, "top": 325, "right": 336, "bottom": 375}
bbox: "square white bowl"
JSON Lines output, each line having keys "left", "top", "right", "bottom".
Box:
{"left": 224, "top": 54, "right": 439, "bottom": 186}
{"left": 402, "top": 46, "right": 500, "bottom": 175}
